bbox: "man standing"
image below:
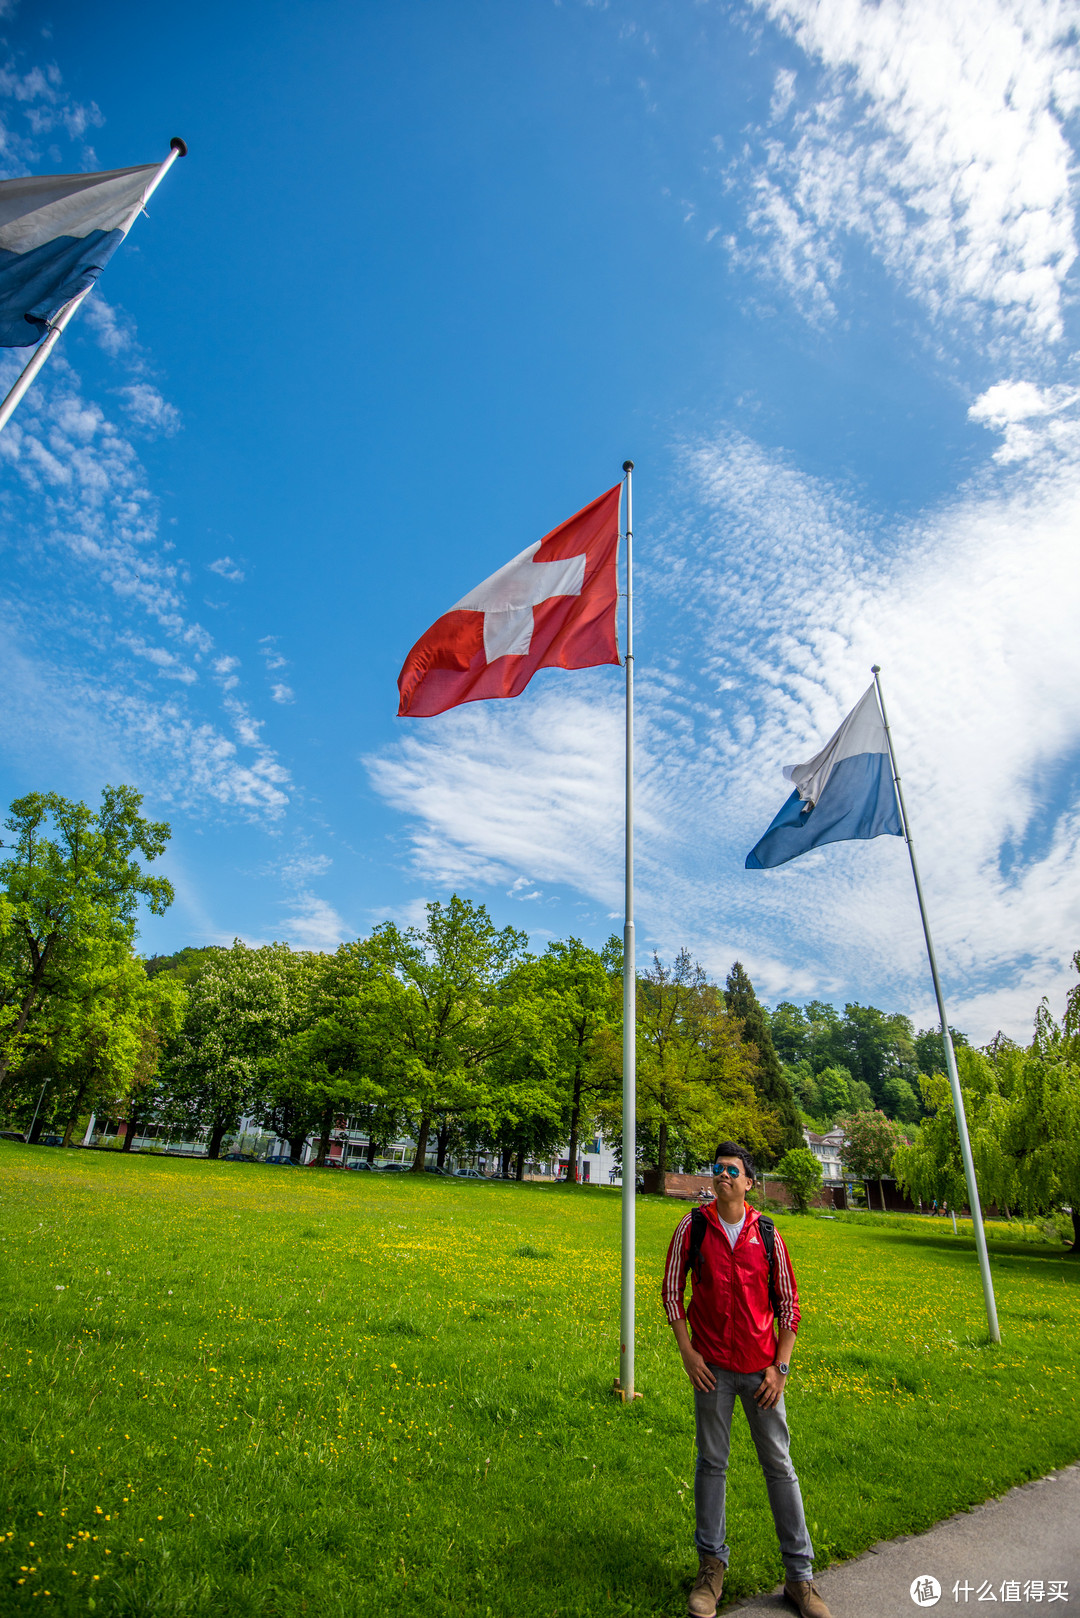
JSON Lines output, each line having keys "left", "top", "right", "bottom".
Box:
{"left": 662, "top": 1141, "right": 831, "bottom": 1618}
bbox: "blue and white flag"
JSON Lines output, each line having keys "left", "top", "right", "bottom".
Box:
{"left": 745, "top": 684, "right": 903, "bottom": 869}
{"left": 0, "top": 163, "right": 161, "bottom": 347}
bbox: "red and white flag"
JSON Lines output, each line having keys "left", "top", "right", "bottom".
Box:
{"left": 397, "top": 484, "right": 621, "bottom": 718}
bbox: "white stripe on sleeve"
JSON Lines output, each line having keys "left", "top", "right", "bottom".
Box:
{"left": 661, "top": 1212, "right": 694, "bottom": 1324}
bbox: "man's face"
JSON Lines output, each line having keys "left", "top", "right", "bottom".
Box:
{"left": 712, "top": 1155, "right": 753, "bottom": 1205}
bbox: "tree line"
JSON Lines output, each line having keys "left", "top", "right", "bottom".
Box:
{"left": 2, "top": 787, "right": 1076, "bottom": 1243}
{"left": 0, "top": 787, "right": 807, "bottom": 1171}
{"left": 892, "top": 970, "right": 1080, "bottom": 1250}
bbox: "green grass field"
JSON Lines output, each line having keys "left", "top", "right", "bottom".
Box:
{"left": 1, "top": 1146, "right": 1078, "bottom": 1618}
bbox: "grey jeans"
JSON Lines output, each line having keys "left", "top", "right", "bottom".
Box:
{"left": 693, "top": 1366, "right": 814, "bottom": 1579}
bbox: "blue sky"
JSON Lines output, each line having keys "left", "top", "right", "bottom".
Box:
{"left": 1, "top": 0, "right": 1079, "bottom": 1041}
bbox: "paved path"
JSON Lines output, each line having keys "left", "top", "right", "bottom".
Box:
{"left": 725, "top": 1463, "right": 1079, "bottom": 1616}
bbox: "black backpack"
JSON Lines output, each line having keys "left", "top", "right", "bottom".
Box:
{"left": 688, "top": 1206, "right": 781, "bottom": 1319}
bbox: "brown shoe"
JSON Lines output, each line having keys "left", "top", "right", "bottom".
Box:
{"left": 688, "top": 1555, "right": 725, "bottom": 1618}
{"left": 784, "top": 1579, "right": 832, "bottom": 1618}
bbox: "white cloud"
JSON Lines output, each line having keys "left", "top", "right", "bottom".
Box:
{"left": 0, "top": 62, "right": 103, "bottom": 174}
{"left": 0, "top": 620, "right": 290, "bottom": 819}
{"left": 79, "top": 297, "right": 137, "bottom": 361}
{"left": 969, "top": 378, "right": 1080, "bottom": 463}
{"left": 279, "top": 853, "right": 333, "bottom": 885}
{"left": 120, "top": 636, "right": 197, "bottom": 685}
{"left": 280, "top": 893, "right": 351, "bottom": 951}
{"left": 208, "top": 556, "right": 244, "bottom": 584}
{"left": 0, "top": 346, "right": 291, "bottom": 826}
{"left": 270, "top": 682, "right": 294, "bottom": 704}
{"left": 367, "top": 686, "right": 638, "bottom": 896}
{"left": 119, "top": 384, "right": 180, "bottom": 438}
{"left": 734, "top": 0, "right": 1080, "bottom": 346}
{"left": 769, "top": 67, "right": 798, "bottom": 124}
{"left": 212, "top": 655, "right": 240, "bottom": 691}
{"left": 259, "top": 635, "right": 288, "bottom": 671}
{"left": 367, "top": 430, "right": 1080, "bottom": 1042}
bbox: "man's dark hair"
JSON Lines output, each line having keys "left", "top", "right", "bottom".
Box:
{"left": 713, "top": 1141, "right": 755, "bottom": 1183}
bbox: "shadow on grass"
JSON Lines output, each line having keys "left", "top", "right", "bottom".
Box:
{"left": 859, "top": 1227, "right": 1079, "bottom": 1272}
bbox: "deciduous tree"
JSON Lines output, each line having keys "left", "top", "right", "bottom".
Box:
{"left": 0, "top": 787, "right": 173, "bottom": 1086}
{"left": 839, "top": 1108, "right": 906, "bottom": 1210}
{"left": 363, "top": 896, "right": 534, "bottom": 1170}
{"left": 162, "top": 942, "right": 312, "bottom": 1159}
{"left": 776, "top": 1146, "right": 823, "bottom": 1212}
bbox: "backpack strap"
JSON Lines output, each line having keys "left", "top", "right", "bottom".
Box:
{"left": 757, "top": 1214, "right": 781, "bottom": 1319}
{"left": 688, "top": 1206, "right": 708, "bottom": 1280}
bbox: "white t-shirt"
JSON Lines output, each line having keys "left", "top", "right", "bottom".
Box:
{"left": 719, "top": 1210, "right": 746, "bottom": 1249}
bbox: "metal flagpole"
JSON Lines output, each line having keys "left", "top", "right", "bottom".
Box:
{"left": 0, "top": 137, "right": 187, "bottom": 439}
{"left": 617, "top": 459, "right": 641, "bottom": 1401}
{"left": 871, "top": 664, "right": 1001, "bottom": 1344}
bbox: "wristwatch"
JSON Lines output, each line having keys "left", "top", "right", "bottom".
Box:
{"left": 775, "top": 1361, "right": 790, "bottom": 1376}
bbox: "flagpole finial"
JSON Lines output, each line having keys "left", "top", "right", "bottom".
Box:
{"left": 623, "top": 460, "right": 634, "bottom": 473}
{"left": 170, "top": 137, "right": 188, "bottom": 156}
{"left": 871, "top": 664, "right": 881, "bottom": 674}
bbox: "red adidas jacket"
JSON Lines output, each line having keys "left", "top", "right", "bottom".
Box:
{"left": 662, "top": 1202, "right": 800, "bottom": 1372}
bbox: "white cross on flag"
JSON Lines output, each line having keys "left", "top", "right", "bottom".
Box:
{"left": 397, "top": 484, "right": 621, "bottom": 717}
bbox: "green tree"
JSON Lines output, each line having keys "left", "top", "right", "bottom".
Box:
{"left": 265, "top": 947, "right": 399, "bottom": 1167}
{"left": 784, "top": 1059, "right": 822, "bottom": 1124}
{"left": 880, "top": 1074, "right": 920, "bottom": 1123}
{"left": 805, "top": 1000, "right": 844, "bottom": 1071}
{"left": 817, "top": 1065, "right": 853, "bottom": 1123}
{"left": 768, "top": 1001, "right": 811, "bottom": 1065}
{"left": 725, "top": 963, "right": 803, "bottom": 1158}
{"left": 776, "top": 1146, "right": 823, "bottom": 1212}
{"left": 835, "top": 1004, "right": 917, "bottom": 1106}
{"left": 534, "top": 936, "right": 620, "bottom": 1185}
{"left": 364, "top": 896, "right": 535, "bottom": 1171}
{"left": 0, "top": 787, "right": 173, "bottom": 1087}
{"left": 162, "top": 942, "right": 313, "bottom": 1158}
{"left": 12, "top": 941, "right": 184, "bottom": 1147}
{"left": 840, "top": 1108, "right": 906, "bottom": 1210}
{"left": 897, "top": 978, "right": 1080, "bottom": 1248}
{"left": 892, "top": 1048, "right": 1002, "bottom": 1217}
{"left": 913, "top": 1024, "right": 970, "bottom": 1078}
{"left": 596, "top": 954, "right": 778, "bottom": 1179}
{"left": 143, "top": 947, "right": 223, "bottom": 987}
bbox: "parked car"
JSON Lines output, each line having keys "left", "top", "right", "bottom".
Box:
{"left": 264, "top": 1154, "right": 298, "bottom": 1165}
{"left": 221, "top": 1151, "right": 256, "bottom": 1162}
{"left": 452, "top": 1168, "right": 485, "bottom": 1179}
{"left": 377, "top": 1162, "right": 409, "bottom": 1172}
{"left": 346, "top": 1160, "right": 373, "bottom": 1171}
{"left": 0, "top": 1129, "right": 25, "bottom": 1143}
{"left": 424, "top": 1166, "right": 455, "bottom": 1176}
{"left": 312, "top": 1158, "right": 343, "bottom": 1168}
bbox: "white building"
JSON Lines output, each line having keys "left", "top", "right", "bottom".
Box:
{"left": 803, "top": 1125, "right": 845, "bottom": 1186}
{"left": 550, "top": 1131, "right": 622, "bottom": 1186}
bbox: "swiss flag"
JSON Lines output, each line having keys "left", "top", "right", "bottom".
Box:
{"left": 397, "top": 484, "right": 622, "bottom": 718}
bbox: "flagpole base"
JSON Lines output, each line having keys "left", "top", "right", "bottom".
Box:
{"left": 613, "top": 1377, "right": 643, "bottom": 1403}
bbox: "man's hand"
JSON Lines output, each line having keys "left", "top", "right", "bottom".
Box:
{"left": 754, "top": 1364, "right": 787, "bottom": 1409}
{"left": 680, "top": 1343, "right": 717, "bottom": 1392}
{"left": 671, "top": 1317, "right": 716, "bottom": 1391}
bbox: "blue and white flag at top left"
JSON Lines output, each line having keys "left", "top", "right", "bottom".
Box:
{"left": 745, "top": 683, "right": 903, "bottom": 870}
{"left": 0, "top": 164, "right": 161, "bottom": 347}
